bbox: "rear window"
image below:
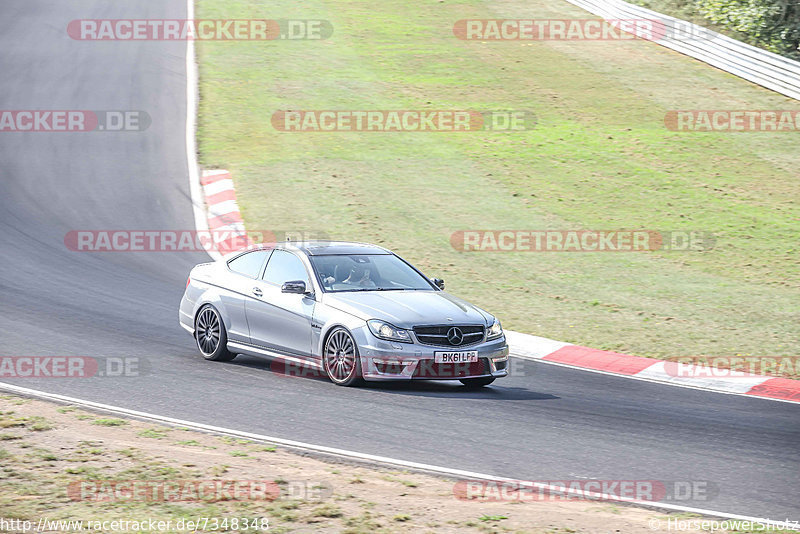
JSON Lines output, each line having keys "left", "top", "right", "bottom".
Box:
{"left": 227, "top": 250, "right": 271, "bottom": 278}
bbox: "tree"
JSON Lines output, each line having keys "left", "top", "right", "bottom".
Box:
{"left": 698, "top": 0, "right": 800, "bottom": 59}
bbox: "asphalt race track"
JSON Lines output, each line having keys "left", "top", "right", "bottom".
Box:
{"left": 0, "top": 0, "right": 798, "bottom": 522}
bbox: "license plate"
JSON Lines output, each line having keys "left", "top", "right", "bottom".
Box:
{"left": 434, "top": 351, "right": 478, "bottom": 363}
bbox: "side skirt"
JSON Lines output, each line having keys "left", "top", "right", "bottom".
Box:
{"left": 226, "top": 341, "right": 324, "bottom": 371}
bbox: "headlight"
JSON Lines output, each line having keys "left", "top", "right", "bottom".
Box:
{"left": 367, "top": 320, "right": 412, "bottom": 343}
{"left": 486, "top": 319, "right": 503, "bottom": 340}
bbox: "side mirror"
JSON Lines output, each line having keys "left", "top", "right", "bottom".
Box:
{"left": 281, "top": 280, "right": 307, "bottom": 294}
{"left": 432, "top": 278, "right": 445, "bottom": 290}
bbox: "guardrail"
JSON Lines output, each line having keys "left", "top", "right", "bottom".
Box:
{"left": 562, "top": 0, "right": 800, "bottom": 101}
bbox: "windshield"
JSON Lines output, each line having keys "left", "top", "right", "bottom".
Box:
{"left": 309, "top": 254, "right": 434, "bottom": 292}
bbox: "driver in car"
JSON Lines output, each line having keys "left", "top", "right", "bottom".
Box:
{"left": 342, "top": 265, "right": 376, "bottom": 287}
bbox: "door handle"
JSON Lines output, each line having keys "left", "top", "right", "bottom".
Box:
{"left": 252, "top": 287, "right": 263, "bottom": 297}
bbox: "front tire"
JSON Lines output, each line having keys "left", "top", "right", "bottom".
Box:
{"left": 460, "top": 377, "right": 495, "bottom": 388}
{"left": 194, "top": 305, "right": 236, "bottom": 362}
{"left": 323, "top": 327, "right": 362, "bottom": 386}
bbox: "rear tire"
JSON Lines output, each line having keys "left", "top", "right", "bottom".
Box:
{"left": 459, "top": 377, "right": 495, "bottom": 388}
{"left": 194, "top": 305, "right": 236, "bottom": 362}
{"left": 323, "top": 327, "right": 363, "bottom": 386}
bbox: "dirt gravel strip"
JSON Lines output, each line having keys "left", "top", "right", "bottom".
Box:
{"left": 5, "top": 393, "right": 794, "bottom": 534}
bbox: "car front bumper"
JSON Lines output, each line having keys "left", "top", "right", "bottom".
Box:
{"left": 353, "top": 329, "right": 509, "bottom": 381}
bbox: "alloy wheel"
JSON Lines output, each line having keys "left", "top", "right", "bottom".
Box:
{"left": 196, "top": 307, "right": 221, "bottom": 356}
{"left": 324, "top": 329, "right": 358, "bottom": 384}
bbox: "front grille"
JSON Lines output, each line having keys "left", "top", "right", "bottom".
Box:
{"left": 413, "top": 325, "right": 484, "bottom": 347}
{"left": 413, "top": 358, "right": 490, "bottom": 378}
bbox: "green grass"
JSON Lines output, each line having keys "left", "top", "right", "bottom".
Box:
{"left": 90, "top": 418, "right": 127, "bottom": 427}
{"left": 312, "top": 504, "right": 344, "bottom": 518}
{"left": 137, "top": 428, "right": 170, "bottom": 439}
{"left": 28, "top": 419, "right": 54, "bottom": 432}
{"left": 0, "top": 412, "right": 54, "bottom": 431}
{"left": 383, "top": 475, "right": 419, "bottom": 488}
{"left": 196, "top": 0, "right": 800, "bottom": 360}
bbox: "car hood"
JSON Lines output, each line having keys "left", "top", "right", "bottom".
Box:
{"left": 323, "top": 290, "right": 493, "bottom": 328}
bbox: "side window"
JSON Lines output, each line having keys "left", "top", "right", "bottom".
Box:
{"left": 262, "top": 250, "right": 310, "bottom": 286}
{"left": 227, "top": 250, "right": 271, "bottom": 278}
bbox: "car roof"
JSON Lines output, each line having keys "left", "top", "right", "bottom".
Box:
{"left": 291, "top": 240, "right": 392, "bottom": 256}
{"left": 222, "top": 240, "right": 392, "bottom": 260}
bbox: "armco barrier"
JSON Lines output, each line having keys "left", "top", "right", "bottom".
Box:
{"left": 562, "top": 0, "right": 800, "bottom": 101}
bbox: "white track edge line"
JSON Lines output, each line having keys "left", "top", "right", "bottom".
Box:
{"left": 0, "top": 381, "right": 796, "bottom": 529}
{"left": 185, "top": 0, "right": 221, "bottom": 262}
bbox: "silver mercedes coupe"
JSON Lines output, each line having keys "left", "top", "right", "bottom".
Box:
{"left": 179, "top": 241, "right": 509, "bottom": 387}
